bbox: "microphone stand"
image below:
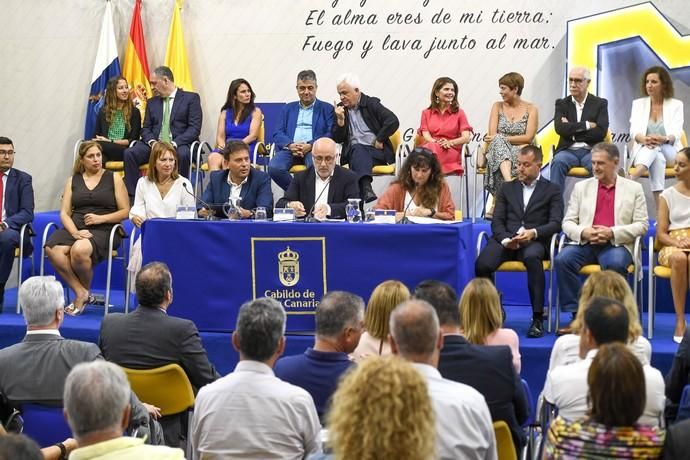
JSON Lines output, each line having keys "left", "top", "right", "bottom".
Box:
{"left": 397, "top": 187, "right": 417, "bottom": 224}
{"left": 182, "top": 182, "right": 215, "bottom": 219}
{"left": 305, "top": 176, "right": 332, "bottom": 223}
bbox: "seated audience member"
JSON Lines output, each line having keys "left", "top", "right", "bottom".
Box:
{"left": 555, "top": 142, "right": 648, "bottom": 329}
{"left": 0, "top": 433, "right": 42, "bottom": 460}
{"left": 276, "top": 137, "right": 359, "bottom": 220}
{"left": 269, "top": 70, "right": 335, "bottom": 190}
{"left": 351, "top": 280, "right": 409, "bottom": 361}
{"left": 629, "top": 66, "right": 684, "bottom": 210}
{"left": 389, "top": 300, "right": 497, "bottom": 460}
{"left": 64, "top": 361, "right": 184, "bottom": 459}
{"left": 0, "top": 136, "right": 34, "bottom": 313}
{"left": 0, "top": 276, "right": 156, "bottom": 442}
{"left": 274, "top": 291, "right": 363, "bottom": 421}
{"left": 548, "top": 271, "right": 651, "bottom": 372}
{"left": 543, "top": 297, "right": 664, "bottom": 426}
{"left": 206, "top": 78, "right": 262, "bottom": 171}
{"left": 128, "top": 142, "right": 194, "bottom": 278}
{"left": 332, "top": 73, "right": 400, "bottom": 203}
{"left": 475, "top": 145, "right": 563, "bottom": 338}
{"left": 123, "top": 66, "right": 202, "bottom": 197}
{"left": 460, "top": 278, "right": 521, "bottom": 372}
{"left": 93, "top": 75, "right": 142, "bottom": 163}
{"left": 665, "top": 329, "right": 690, "bottom": 421}
{"left": 656, "top": 148, "right": 690, "bottom": 341}
{"left": 192, "top": 298, "right": 320, "bottom": 459}
{"left": 319, "top": 356, "right": 436, "bottom": 460}
{"left": 198, "top": 141, "right": 273, "bottom": 219}
{"left": 375, "top": 147, "right": 455, "bottom": 221}
{"left": 45, "top": 141, "right": 129, "bottom": 315}
{"left": 664, "top": 417, "right": 690, "bottom": 459}
{"left": 415, "top": 279, "right": 528, "bottom": 454}
{"left": 418, "top": 77, "right": 473, "bottom": 175}
{"left": 544, "top": 343, "right": 664, "bottom": 459}
{"left": 479, "top": 72, "right": 538, "bottom": 217}
{"left": 99, "top": 262, "right": 218, "bottom": 446}
{"left": 550, "top": 67, "right": 609, "bottom": 192}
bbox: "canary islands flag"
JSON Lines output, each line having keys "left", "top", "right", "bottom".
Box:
{"left": 165, "top": 0, "right": 193, "bottom": 91}
{"left": 84, "top": 0, "right": 121, "bottom": 139}
{"left": 123, "top": 0, "right": 151, "bottom": 119}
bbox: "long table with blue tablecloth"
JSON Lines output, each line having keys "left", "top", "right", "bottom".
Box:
{"left": 141, "top": 219, "right": 473, "bottom": 332}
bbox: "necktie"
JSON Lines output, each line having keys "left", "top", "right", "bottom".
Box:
{"left": 0, "top": 171, "right": 5, "bottom": 220}
{"left": 160, "top": 97, "right": 171, "bottom": 142}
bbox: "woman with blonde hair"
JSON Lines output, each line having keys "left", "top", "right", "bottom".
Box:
{"left": 320, "top": 356, "right": 436, "bottom": 460}
{"left": 351, "top": 280, "right": 409, "bottom": 361}
{"left": 547, "top": 270, "right": 651, "bottom": 372}
{"left": 460, "top": 278, "right": 521, "bottom": 372}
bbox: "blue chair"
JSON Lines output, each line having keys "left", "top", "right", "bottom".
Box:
{"left": 520, "top": 379, "right": 535, "bottom": 460}
{"left": 20, "top": 403, "right": 72, "bottom": 447}
{"left": 676, "top": 384, "right": 690, "bottom": 422}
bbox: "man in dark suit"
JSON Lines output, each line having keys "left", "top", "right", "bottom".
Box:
{"left": 332, "top": 73, "right": 399, "bottom": 203}
{"left": 0, "top": 276, "right": 157, "bottom": 442}
{"left": 269, "top": 70, "right": 335, "bottom": 190}
{"left": 550, "top": 66, "right": 609, "bottom": 193}
{"left": 198, "top": 141, "right": 273, "bottom": 219}
{"left": 0, "top": 136, "right": 34, "bottom": 313}
{"left": 276, "top": 137, "right": 360, "bottom": 220}
{"left": 98, "top": 261, "right": 219, "bottom": 445}
{"left": 123, "top": 66, "right": 202, "bottom": 197}
{"left": 414, "top": 280, "right": 529, "bottom": 455}
{"left": 476, "top": 145, "right": 563, "bottom": 338}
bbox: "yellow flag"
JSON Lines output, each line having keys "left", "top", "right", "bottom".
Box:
{"left": 164, "top": 0, "right": 193, "bottom": 91}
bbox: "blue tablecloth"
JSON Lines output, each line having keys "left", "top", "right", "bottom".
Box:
{"left": 142, "top": 219, "right": 473, "bottom": 332}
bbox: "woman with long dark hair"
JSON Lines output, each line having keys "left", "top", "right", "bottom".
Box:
{"left": 93, "top": 76, "right": 141, "bottom": 162}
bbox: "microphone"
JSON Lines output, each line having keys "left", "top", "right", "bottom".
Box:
{"left": 397, "top": 187, "right": 417, "bottom": 225}
{"left": 182, "top": 182, "right": 215, "bottom": 219}
{"left": 305, "top": 176, "right": 332, "bottom": 223}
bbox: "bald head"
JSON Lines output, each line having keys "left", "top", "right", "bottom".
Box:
{"left": 389, "top": 299, "right": 440, "bottom": 360}
{"left": 312, "top": 137, "right": 337, "bottom": 179}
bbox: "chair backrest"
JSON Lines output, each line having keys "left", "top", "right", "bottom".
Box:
{"left": 676, "top": 384, "right": 690, "bottom": 422}
{"left": 20, "top": 403, "right": 72, "bottom": 448}
{"left": 258, "top": 114, "right": 265, "bottom": 144}
{"left": 389, "top": 130, "right": 401, "bottom": 154}
{"left": 520, "top": 379, "right": 534, "bottom": 428}
{"left": 493, "top": 420, "right": 517, "bottom": 460}
{"left": 682, "top": 130, "right": 688, "bottom": 148}
{"left": 122, "top": 364, "right": 195, "bottom": 416}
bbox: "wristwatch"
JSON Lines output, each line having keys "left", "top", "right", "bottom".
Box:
{"left": 429, "top": 208, "right": 436, "bottom": 218}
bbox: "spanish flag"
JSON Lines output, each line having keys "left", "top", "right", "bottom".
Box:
{"left": 165, "top": 0, "right": 194, "bottom": 91}
{"left": 122, "top": 0, "right": 151, "bottom": 119}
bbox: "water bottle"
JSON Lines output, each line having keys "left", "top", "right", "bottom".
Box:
{"left": 346, "top": 198, "right": 362, "bottom": 223}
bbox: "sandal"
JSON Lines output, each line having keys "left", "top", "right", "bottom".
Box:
{"left": 64, "top": 294, "right": 96, "bottom": 316}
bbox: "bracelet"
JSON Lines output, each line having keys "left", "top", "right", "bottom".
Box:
{"left": 55, "top": 442, "right": 67, "bottom": 460}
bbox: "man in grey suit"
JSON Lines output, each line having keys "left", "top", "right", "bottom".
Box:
{"left": 99, "top": 261, "right": 219, "bottom": 446}
{"left": 0, "top": 276, "right": 158, "bottom": 441}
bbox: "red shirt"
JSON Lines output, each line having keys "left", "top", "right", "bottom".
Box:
{"left": 592, "top": 180, "right": 616, "bottom": 227}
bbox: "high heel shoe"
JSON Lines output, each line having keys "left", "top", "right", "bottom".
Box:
{"left": 673, "top": 321, "right": 687, "bottom": 344}
{"left": 64, "top": 294, "right": 96, "bottom": 316}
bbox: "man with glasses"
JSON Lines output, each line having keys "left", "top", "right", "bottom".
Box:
{"left": 0, "top": 136, "right": 34, "bottom": 313}
{"left": 276, "top": 137, "right": 359, "bottom": 220}
{"left": 550, "top": 67, "right": 609, "bottom": 193}
{"left": 268, "top": 70, "right": 334, "bottom": 191}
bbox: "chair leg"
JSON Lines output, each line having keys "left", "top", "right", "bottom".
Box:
{"left": 105, "top": 249, "right": 113, "bottom": 315}
{"left": 547, "top": 268, "right": 553, "bottom": 333}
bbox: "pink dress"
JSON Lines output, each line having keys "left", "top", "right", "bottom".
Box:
{"left": 418, "top": 107, "right": 473, "bottom": 175}
{"left": 486, "top": 328, "right": 521, "bottom": 373}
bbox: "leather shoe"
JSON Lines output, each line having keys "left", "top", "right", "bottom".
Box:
{"left": 527, "top": 319, "right": 544, "bottom": 338}
{"left": 361, "top": 183, "right": 377, "bottom": 203}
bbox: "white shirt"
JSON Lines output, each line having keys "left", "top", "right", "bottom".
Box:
{"left": 313, "top": 173, "right": 332, "bottom": 216}
{"left": 547, "top": 334, "right": 651, "bottom": 372}
{"left": 542, "top": 349, "right": 665, "bottom": 426}
{"left": 412, "top": 363, "right": 497, "bottom": 460}
{"left": 521, "top": 175, "right": 539, "bottom": 211}
{"left": 570, "top": 94, "right": 591, "bottom": 150}
{"left": 129, "top": 176, "right": 195, "bottom": 221}
{"left": 25, "top": 329, "right": 61, "bottom": 337}
{"left": 226, "top": 174, "right": 248, "bottom": 202}
{"left": 192, "top": 360, "right": 321, "bottom": 460}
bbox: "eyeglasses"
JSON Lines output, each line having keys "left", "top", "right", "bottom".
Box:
{"left": 0, "top": 150, "right": 15, "bottom": 157}
{"left": 313, "top": 156, "right": 335, "bottom": 164}
{"left": 568, "top": 78, "right": 587, "bottom": 85}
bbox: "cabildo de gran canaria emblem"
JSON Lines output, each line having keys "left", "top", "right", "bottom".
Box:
{"left": 278, "top": 246, "right": 300, "bottom": 287}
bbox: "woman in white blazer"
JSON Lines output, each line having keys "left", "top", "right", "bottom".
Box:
{"left": 629, "top": 66, "right": 684, "bottom": 209}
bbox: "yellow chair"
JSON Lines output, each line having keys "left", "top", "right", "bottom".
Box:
{"left": 371, "top": 131, "right": 401, "bottom": 176}
{"left": 200, "top": 116, "right": 267, "bottom": 172}
{"left": 476, "top": 232, "right": 558, "bottom": 332}
{"left": 559, "top": 130, "right": 613, "bottom": 179}
{"left": 555, "top": 234, "right": 641, "bottom": 330}
{"left": 627, "top": 130, "right": 687, "bottom": 179}
{"left": 647, "top": 235, "right": 671, "bottom": 339}
{"left": 493, "top": 420, "right": 517, "bottom": 460}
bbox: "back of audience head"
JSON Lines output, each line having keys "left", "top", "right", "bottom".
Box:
{"left": 0, "top": 434, "right": 42, "bottom": 460}
{"left": 587, "top": 342, "right": 645, "bottom": 426}
{"left": 234, "top": 297, "right": 286, "bottom": 363}
{"left": 583, "top": 296, "right": 629, "bottom": 347}
{"left": 327, "top": 356, "right": 436, "bottom": 460}
{"left": 64, "top": 361, "right": 131, "bottom": 442}
{"left": 459, "top": 278, "right": 502, "bottom": 344}
{"left": 19, "top": 276, "right": 64, "bottom": 328}
{"left": 571, "top": 270, "right": 641, "bottom": 341}
{"left": 414, "top": 279, "right": 459, "bottom": 328}
{"left": 389, "top": 299, "right": 441, "bottom": 361}
{"left": 365, "top": 280, "right": 410, "bottom": 340}
{"left": 316, "top": 291, "right": 365, "bottom": 353}
{"left": 135, "top": 262, "right": 172, "bottom": 308}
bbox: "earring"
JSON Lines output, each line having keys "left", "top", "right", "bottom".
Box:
{"left": 435, "top": 96, "right": 440, "bottom": 103}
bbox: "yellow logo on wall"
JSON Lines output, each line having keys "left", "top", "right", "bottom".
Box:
{"left": 278, "top": 246, "right": 300, "bottom": 287}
